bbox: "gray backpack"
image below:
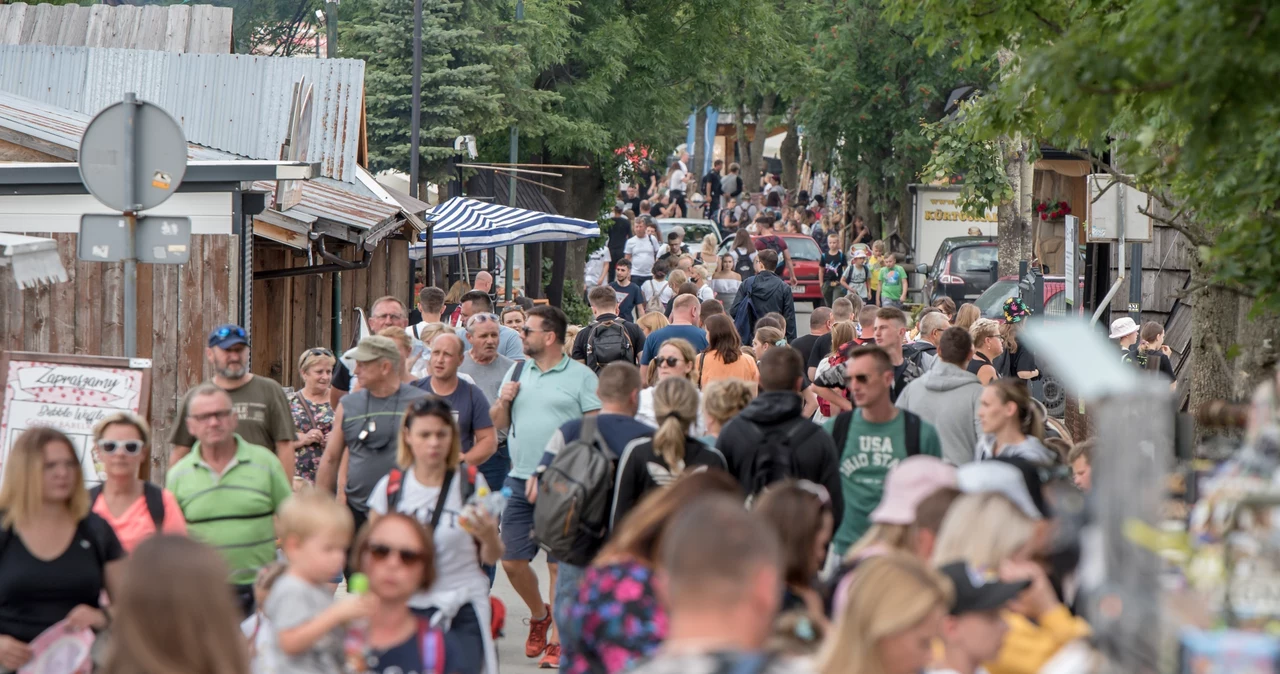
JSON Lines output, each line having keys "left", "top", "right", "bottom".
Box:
{"left": 533, "top": 415, "right": 617, "bottom": 566}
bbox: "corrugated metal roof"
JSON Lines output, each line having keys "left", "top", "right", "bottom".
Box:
{"left": 252, "top": 178, "right": 399, "bottom": 231}
{"left": 0, "top": 46, "right": 364, "bottom": 183}
{"left": 0, "top": 3, "right": 233, "bottom": 54}
{"left": 467, "top": 171, "right": 559, "bottom": 214}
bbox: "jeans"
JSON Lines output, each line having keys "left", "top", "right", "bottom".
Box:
{"left": 554, "top": 562, "right": 587, "bottom": 670}
{"left": 478, "top": 444, "right": 510, "bottom": 586}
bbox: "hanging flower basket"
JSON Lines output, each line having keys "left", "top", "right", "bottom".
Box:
{"left": 1034, "top": 200, "right": 1072, "bottom": 221}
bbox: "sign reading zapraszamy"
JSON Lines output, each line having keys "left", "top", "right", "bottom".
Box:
{"left": 0, "top": 352, "right": 151, "bottom": 485}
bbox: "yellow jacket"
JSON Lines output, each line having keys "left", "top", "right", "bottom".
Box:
{"left": 985, "top": 605, "right": 1091, "bottom": 674}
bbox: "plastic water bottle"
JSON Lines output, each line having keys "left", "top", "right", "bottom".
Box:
{"left": 460, "top": 473, "right": 511, "bottom": 534}
{"left": 344, "top": 573, "right": 370, "bottom": 674}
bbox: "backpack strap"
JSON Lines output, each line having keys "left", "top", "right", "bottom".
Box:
{"left": 417, "top": 615, "right": 447, "bottom": 674}
{"left": 698, "top": 352, "right": 706, "bottom": 383}
{"left": 832, "top": 411, "right": 855, "bottom": 452}
{"left": 386, "top": 469, "right": 406, "bottom": 512}
{"left": 902, "top": 410, "right": 921, "bottom": 457}
{"left": 429, "top": 470, "right": 456, "bottom": 530}
{"left": 507, "top": 360, "right": 526, "bottom": 432}
{"left": 143, "top": 483, "right": 166, "bottom": 530}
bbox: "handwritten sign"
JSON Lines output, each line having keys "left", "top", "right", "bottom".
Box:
{"left": 0, "top": 352, "right": 151, "bottom": 485}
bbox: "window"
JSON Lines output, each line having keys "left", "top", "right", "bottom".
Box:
{"left": 975, "top": 281, "right": 1019, "bottom": 319}
{"left": 953, "top": 245, "right": 998, "bottom": 273}
{"left": 782, "top": 236, "right": 822, "bottom": 261}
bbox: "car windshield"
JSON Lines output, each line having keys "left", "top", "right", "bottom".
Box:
{"left": 782, "top": 236, "right": 822, "bottom": 261}
{"left": 976, "top": 280, "right": 1019, "bottom": 318}
{"left": 954, "top": 245, "right": 998, "bottom": 274}
{"left": 658, "top": 220, "right": 719, "bottom": 245}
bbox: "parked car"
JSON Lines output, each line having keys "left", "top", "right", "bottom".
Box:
{"left": 922, "top": 236, "right": 998, "bottom": 306}
{"left": 975, "top": 275, "right": 1082, "bottom": 320}
{"left": 716, "top": 233, "right": 825, "bottom": 304}
{"left": 656, "top": 218, "right": 721, "bottom": 250}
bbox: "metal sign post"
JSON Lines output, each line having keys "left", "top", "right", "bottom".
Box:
{"left": 77, "top": 93, "right": 191, "bottom": 359}
{"left": 1064, "top": 214, "right": 1079, "bottom": 308}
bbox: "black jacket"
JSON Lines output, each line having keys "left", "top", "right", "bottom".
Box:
{"left": 731, "top": 271, "right": 797, "bottom": 341}
{"left": 715, "top": 391, "right": 843, "bottom": 532}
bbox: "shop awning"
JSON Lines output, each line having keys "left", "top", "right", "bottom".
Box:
{"left": 413, "top": 197, "right": 599, "bottom": 259}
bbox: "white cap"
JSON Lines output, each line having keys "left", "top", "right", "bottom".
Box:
{"left": 1108, "top": 317, "right": 1139, "bottom": 340}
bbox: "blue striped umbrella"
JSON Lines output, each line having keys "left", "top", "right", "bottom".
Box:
{"left": 411, "top": 197, "right": 600, "bottom": 258}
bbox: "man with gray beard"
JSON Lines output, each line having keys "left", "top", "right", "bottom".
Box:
{"left": 169, "top": 324, "right": 297, "bottom": 478}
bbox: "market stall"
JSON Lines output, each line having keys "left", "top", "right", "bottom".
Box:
{"left": 410, "top": 196, "right": 599, "bottom": 260}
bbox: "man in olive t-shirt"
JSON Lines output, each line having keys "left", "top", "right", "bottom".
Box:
{"left": 169, "top": 325, "right": 297, "bottom": 479}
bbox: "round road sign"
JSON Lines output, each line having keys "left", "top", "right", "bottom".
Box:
{"left": 78, "top": 95, "right": 188, "bottom": 213}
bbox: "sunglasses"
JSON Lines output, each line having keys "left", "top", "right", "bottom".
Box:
{"left": 97, "top": 439, "right": 144, "bottom": 455}
{"left": 212, "top": 325, "right": 246, "bottom": 340}
{"left": 521, "top": 326, "right": 549, "bottom": 337}
{"left": 189, "top": 409, "right": 234, "bottom": 423}
{"left": 851, "top": 374, "right": 871, "bottom": 385}
{"left": 466, "top": 313, "right": 500, "bottom": 329}
{"left": 304, "top": 347, "right": 334, "bottom": 358}
{"left": 367, "top": 543, "right": 425, "bottom": 566}
{"left": 654, "top": 356, "right": 685, "bottom": 368}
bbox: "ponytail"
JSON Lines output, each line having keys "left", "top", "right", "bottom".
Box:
{"left": 990, "top": 379, "right": 1044, "bottom": 442}
{"left": 651, "top": 377, "right": 699, "bottom": 470}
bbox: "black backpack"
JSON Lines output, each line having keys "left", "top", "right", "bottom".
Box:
{"left": 89, "top": 482, "right": 166, "bottom": 529}
{"left": 743, "top": 419, "right": 819, "bottom": 498}
{"left": 830, "top": 409, "right": 922, "bottom": 457}
{"left": 585, "top": 319, "right": 634, "bottom": 371}
{"left": 733, "top": 250, "right": 756, "bottom": 277}
{"left": 533, "top": 415, "right": 617, "bottom": 566}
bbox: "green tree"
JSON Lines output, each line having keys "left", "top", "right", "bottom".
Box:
{"left": 888, "top": 0, "right": 1280, "bottom": 402}
{"left": 798, "top": 0, "right": 985, "bottom": 239}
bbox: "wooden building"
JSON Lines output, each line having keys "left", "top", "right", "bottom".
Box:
{"left": 0, "top": 36, "right": 425, "bottom": 479}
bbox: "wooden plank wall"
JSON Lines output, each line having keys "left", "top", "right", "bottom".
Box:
{"left": 0, "top": 234, "right": 239, "bottom": 483}
{"left": 251, "top": 237, "right": 412, "bottom": 391}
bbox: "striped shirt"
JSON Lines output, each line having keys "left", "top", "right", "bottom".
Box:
{"left": 166, "top": 435, "right": 291, "bottom": 585}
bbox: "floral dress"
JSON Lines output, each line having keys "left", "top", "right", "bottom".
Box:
{"left": 288, "top": 391, "right": 333, "bottom": 484}
{"left": 563, "top": 560, "right": 667, "bottom": 674}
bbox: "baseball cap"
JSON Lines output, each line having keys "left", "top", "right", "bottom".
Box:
{"left": 1108, "top": 316, "right": 1139, "bottom": 339}
{"left": 938, "top": 561, "right": 1030, "bottom": 615}
{"left": 208, "top": 324, "right": 248, "bottom": 349}
{"left": 956, "top": 461, "right": 1046, "bottom": 520}
{"left": 870, "top": 456, "right": 958, "bottom": 525}
{"left": 343, "top": 335, "right": 401, "bottom": 363}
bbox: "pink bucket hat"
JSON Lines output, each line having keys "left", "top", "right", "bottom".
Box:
{"left": 869, "top": 456, "right": 959, "bottom": 525}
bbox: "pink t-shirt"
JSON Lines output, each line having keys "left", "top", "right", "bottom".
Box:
{"left": 91, "top": 488, "right": 188, "bottom": 552}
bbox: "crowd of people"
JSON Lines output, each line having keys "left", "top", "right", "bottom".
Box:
{"left": 0, "top": 162, "right": 1179, "bottom": 674}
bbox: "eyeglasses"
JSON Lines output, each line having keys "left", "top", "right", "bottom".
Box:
{"left": 371, "top": 312, "right": 407, "bottom": 321}
{"left": 367, "top": 543, "right": 425, "bottom": 566}
{"left": 654, "top": 356, "right": 685, "bottom": 368}
{"left": 189, "top": 409, "right": 233, "bottom": 423}
{"left": 97, "top": 439, "right": 144, "bottom": 455}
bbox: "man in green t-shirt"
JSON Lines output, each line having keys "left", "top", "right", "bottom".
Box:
{"left": 823, "top": 345, "right": 942, "bottom": 556}
{"left": 876, "top": 252, "right": 909, "bottom": 309}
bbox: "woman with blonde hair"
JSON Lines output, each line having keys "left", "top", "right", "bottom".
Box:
{"left": 443, "top": 280, "right": 472, "bottom": 325}
{"left": 701, "top": 378, "right": 755, "bottom": 444}
{"left": 0, "top": 427, "right": 124, "bottom": 671}
{"left": 752, "top": 326, "right": 786, "bottom": 360}
{"left": 968, "top": 318, "right": 1004, "bottom": 384}
{"left": 290, "top": 347, "right": 336, "bottom": 485}
{"left": 366, "top": 397, "right": 502, "bottom": 674}
{"left": 635, "top": 311, "right": 669, "bottom": 337}
{"left": 755, "top": 480, "right": 836, "bottom": 655}
{"left": 954, "top": 302, "right": 981, "bottom": 331}
{"left": 564, "top": 325, "right": 582, "bottom": 358}
{"left": 562, "top": 471, "right": 741, "bottom": 674}
{"left": 975, "top": 379, "right": 1056, "bottom": 466}
{"left": 103, "top": 535, "right": 249, "bottom": 674}
{"left": 816, "top": 553, "right": 953, "bottom": 674}
{"left": 613, "top": 377, "right": 726, "bottom": 526}
{"left": 698, "top": 234, "right": 718, "bottom": 265}
{"left": 932, "top": 492, "right": 1089, "bottom": 674}
{"left": 91, "top": 412, "right": 188, "bottom": 552}
{"left": 638, "top": 338, "right": 702, "bottom": 427}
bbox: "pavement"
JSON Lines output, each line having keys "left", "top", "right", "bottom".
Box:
{"left": 491, "top": 301, "right": 814, "bottom": 674}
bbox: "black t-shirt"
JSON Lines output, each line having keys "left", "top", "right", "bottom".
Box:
{"left": 570, "top": 314, "right": 646, "bottom": 366}
{"left": 624, "top": 197, "right": 643, "bottom": 217}
{"left": 820, "top": 251, "right": 846, "bottom": 283}
{"left": 968, "top": 353, "right": 995, "bottom": 376}
{"left": 649, "top": 204, "right": 664, "bottom": 218}
{"left": 0, "top": 514, "right": 124, "bottom": 643}
{"left": 701, "top": 170, "right": 723, "bottom": 202}
{"left": 609, "top": 282, "right": 647, "bottom": 322}
{"left": 807, "top": 333, "right": 834, "bottom": 374}
{"left": 791, "top": 333, "right": 821, "bottom": 387}
{"left": 608, "top": 216, "right": 631, "bottom": 255}
{"left": 637, "top": 170, "right": 657, "bottom": 199}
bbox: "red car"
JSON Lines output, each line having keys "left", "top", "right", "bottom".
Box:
{"left": 718, "top": 233, "right": 825, "bottom": 303}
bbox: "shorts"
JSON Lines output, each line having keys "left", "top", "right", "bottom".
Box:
{"left": 500, "top": 476, "right": 557, "bottom": 563}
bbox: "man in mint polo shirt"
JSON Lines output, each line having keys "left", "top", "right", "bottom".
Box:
{"left": 489, "top": 305, "right": 600, "bottom": 668}
{"left": 166, "top": 383, "right": 291, "bottom": 617}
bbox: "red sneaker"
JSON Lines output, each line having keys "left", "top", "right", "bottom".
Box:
{"left": 539, "top": 643, "right": 561, "bottom": 669}
{"left": 524, "top": 603, "right": 552, "bottom": 658}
